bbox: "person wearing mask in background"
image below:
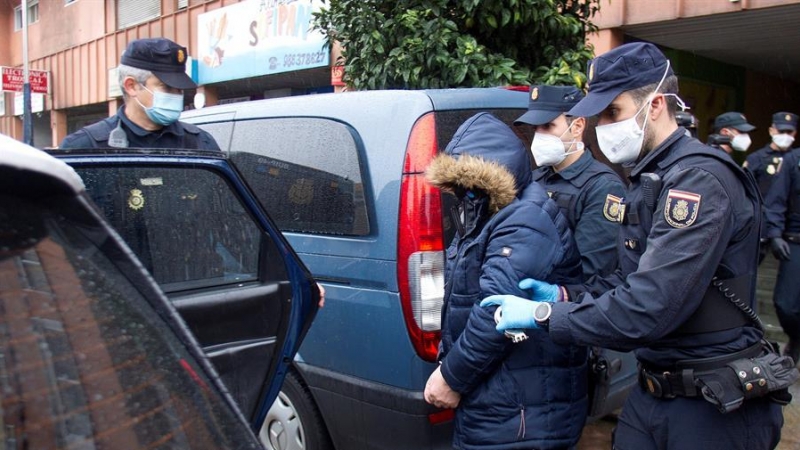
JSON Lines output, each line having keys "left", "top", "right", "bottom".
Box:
{"left": 482, "top": 42, "right": 795, "bottom": 450}
{"left": 710, "top": 111, "right": 756, "bottom": 155}
{"left": 515, "top": 85, "right": 625, "bottom": 279}
{"left": 745, "top": 112, "right": 798, "bottom": 263}
{"left": 423, "top": 112, "right": 587, "bottom": 450}
{"left": 60, "top": 38, "right": 220, "bottom": 150}
{"left": 675, "top": 110, "right": 698, "bottom": 138}
{"left": 745, "top": 112, "right": 798, "bottom": 197}
{"left": 763, "top": 141, "right": 800, "bottom": 364}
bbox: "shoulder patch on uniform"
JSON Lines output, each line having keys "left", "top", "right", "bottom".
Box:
{"left": 664, "top": 189, "right": 701, "bottom": 228}
{"left": 603, "top": 194, "right": 623, "bottom": 222}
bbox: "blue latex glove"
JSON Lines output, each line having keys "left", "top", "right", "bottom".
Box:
{"left": 480, "top": 295, "right": 544, "bottom": 332}
{"left": 518, "top": 278, "right": 561, "bottom": 302}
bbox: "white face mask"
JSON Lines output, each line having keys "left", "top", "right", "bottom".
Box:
{"left": 731, "top": 133, "right": 752, "bottom": 152}
{"left": 595, "top": 102, "right": 649, "bottom": 164}
{"left": 772, "top": 133, "right": 795, "bottom": 150}
{"left": 530, "top": 122, "right": 584, "bottom": 167}
{"left": 595, "top": 60, "right": 675, "bottom": 164}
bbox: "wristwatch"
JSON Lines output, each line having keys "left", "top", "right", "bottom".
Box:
{"left": 533, "top": 302, "right": 552, "bottom": 327}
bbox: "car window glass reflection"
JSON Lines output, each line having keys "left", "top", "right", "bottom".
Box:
{"left": 75, "top": 167, "right": 261, "bottom": 292}
{"left": 0, "top": 197, "right": 256, "bottom": 449}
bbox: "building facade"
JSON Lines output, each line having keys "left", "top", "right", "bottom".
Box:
{"left": 588, "top": 0, "right": 800, "bottom": 151}
{"left": 0, "top": 0, "right": 338, "bottom": 148}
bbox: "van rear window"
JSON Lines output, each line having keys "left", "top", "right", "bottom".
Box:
{"left": 228, "top": 118, "right": 369, "bottom": 236}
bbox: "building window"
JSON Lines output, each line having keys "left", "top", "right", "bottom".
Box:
{"left": 117, "top": 0, "right": 160, "bottom": 30}
{"left": 65, "top": 0, "right": 77, "bottom": 4}
{"left": 178, "top": 0, "right": 188, "bottom": 9}
{"left": 13, "top": 0, "right": 39, "bottom": 31}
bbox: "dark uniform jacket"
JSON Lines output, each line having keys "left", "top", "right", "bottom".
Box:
{"left": 745, "top": 144, "right": 791, "bottom": 198}
{"left": 549, "top": 128, "right": 763, "bottom": 369}
{"left": 532, "top": 150, "right": 625, "bottom": 278}
{"left": 60, "top": 106, "right": 220, "bottom": 150}
{"left": 426, "top": 113, "right": 586, "bottom": 450}
{"left": 764, "top": 148, "right": 800, "bottom": 238}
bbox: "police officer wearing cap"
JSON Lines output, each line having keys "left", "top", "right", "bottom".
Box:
{"left": 745, "top": 112, "right": 798, "bottom": 196}
{"left": 60, "top": 38, "right": 219, "bottom": 150}
{"left": 515, "top": 85, "right": 625, "bottom": 279}
{"left": 710, "top": 111, "right": 756, "bottom": 155}
{"left": 482, "top": 42, "right": 789, "bottom": 449}
{"left": 763, "top": 132, "right": 800, "bottom": 365}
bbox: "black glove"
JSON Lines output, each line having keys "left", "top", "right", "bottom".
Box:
{"left": 771, "top": 237, "right": 791, "bottom": 261}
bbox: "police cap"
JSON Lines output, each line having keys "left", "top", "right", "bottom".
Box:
{"left": 772, "top": 112, "right": 798, "bottom": 132}
{"left": 121, "top": 38, "right": 196, "bottom": 90}
{"left": 514, "top": 85, "right": 585, "bottom": 126}
{"left": 568, "top": 42, "right": 673, "bottom": 118}
{"left": 714, "top": 112, "right": 755, "bottom": 133}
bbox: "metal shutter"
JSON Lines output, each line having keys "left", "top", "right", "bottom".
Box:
{"left": 117, "top": 0, "right": 160, "bottom": 30}
{"left": 178, "top": 0, "right": 188, "bottom": 9}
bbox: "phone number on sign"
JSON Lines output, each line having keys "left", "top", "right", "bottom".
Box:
{"left": 284, "top": 52, "right": 326, "bottom": 68}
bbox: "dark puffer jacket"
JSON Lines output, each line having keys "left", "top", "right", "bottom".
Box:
{"left": 426, "top": 113, "right": 587, "bottom": 450}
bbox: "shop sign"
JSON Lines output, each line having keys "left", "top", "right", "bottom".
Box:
{"left": 197, "top": 0, "right": 329, "bottom": 85}
{"left": 1, "top": 67, "right": 49, "bottom": 94}
{"left": 14, "top": 92, "right": 44, "bottom": 116}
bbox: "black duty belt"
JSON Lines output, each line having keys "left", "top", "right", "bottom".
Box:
{"left": 638, "top": 342, "right": 762, "bottom": 399}
{"left": 783, "top": 232, "right": 800, "bottom": 244}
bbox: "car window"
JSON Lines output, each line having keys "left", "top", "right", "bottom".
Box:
{"left": 226, "top": 118, "right": 370, "bottom": 236}
{"left": 75, "top": 166, "right": 261, "bottom": 292}
{"left": 0, "top": 195, "right": 258, "bottom": 450}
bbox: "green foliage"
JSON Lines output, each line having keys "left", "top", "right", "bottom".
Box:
{"left": 313, "top": 0, "right": 600, "bottom": 90}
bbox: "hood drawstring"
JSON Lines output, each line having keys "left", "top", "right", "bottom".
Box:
{"left": 517, "top": 406, "right": 526, "bottom": 439}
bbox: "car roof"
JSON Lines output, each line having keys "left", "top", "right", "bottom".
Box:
{"left": 0, "top": 133, "right": 84, "bottom": 194}
{"left": 181, "top": 87, "right": 528, "bottom": 121}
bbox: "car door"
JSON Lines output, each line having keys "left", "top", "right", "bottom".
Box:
{"left": 54, "top": 148, "right": 320, "bottom": 429}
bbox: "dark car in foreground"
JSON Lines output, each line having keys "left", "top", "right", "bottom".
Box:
{"left": 0, "top": 134, "right": 319, "bottom": 448}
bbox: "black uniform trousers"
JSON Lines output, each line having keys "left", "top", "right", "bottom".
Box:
{"left": 613, "top": 386, "right": 783, "bottom": 450}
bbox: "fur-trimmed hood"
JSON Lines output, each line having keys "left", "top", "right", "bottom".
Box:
{"left": 425, "top": 113, "right": 531, "bottom": 213}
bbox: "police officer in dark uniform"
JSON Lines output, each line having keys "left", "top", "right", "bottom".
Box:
{"left": 482, "top": 42, "right": 792, "bottom": 449}
{"left": 515, "top": 85, "right": 625, "bottom": 279}
{"left": 745, "top": 112, "right": 798, "bottom": 263}
{"left": 709, "top": 112, "right": 756, "bottom": 155}
{"left": 675, "top": 110, "right": 698, "bottom": 138}
{"left": 745, "top": 112, "right": 798, "bottom": 197}
{"left": 60, "top": 38, "right": 219, "bottom": 150}
{"left": 764, "top": 144, "right": 800, "bottom": 364}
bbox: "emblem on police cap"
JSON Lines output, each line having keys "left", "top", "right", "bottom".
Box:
{"left": 603, "top": 194, "right": 623, "bottom": 222}
{"left": 531, "top": 87, "right": 539, "bottom": 101}
{"left": 786, "top": 114, "right": 792, "bottom": 121}
{"left": 128, "top": 189, "right": 144, "bottom": 211}
{"left": 664, "top": 189, "right": 701, "bottom": 228}
{"left": 177, "top": 48, "right": 185, "bottom": 64}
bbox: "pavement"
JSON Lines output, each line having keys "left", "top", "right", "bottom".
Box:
{"left": 576, "top": 254, "right": 800, "bottom": 449}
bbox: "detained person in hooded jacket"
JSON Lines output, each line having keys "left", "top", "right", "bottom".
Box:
{"left": 423, "top": 112, "right": 587, "bottom": 450}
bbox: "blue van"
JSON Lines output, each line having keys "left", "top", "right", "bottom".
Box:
{"left": 177, "top": 88, "right": 636, "bottom": 450}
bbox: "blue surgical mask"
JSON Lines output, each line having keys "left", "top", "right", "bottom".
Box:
{"left": 136, "top": 84, "right": 184, "bottom": 126}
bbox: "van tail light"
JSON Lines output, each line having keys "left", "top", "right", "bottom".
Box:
{"left": 398, "top": 112, "right": 445, "bottom": 363}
